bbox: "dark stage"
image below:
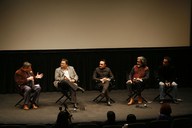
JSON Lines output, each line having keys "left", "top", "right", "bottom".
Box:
{"left": 0, "top": 88, "right": 192, "bottom": 125}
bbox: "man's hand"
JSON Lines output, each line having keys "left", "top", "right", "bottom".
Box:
{"left": 36, "top": 72, "right": 43, "bottom": 79}
{"left": 70, "top": 79, "right": 75, "bottom": 83}
{"left": 100, "top": 77, "right": 110, "bottom": 83}
{"left": 126, "top": 80, "right": 132, "bottom": 84}
{"left": 27, "top": 76, "right": 34, "bottom": 81}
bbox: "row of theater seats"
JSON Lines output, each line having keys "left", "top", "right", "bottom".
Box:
{"left": 74, "top": 117, "right": 192, "bottom": 128}
{"left": 0, "top": 117, "right": 192, "bottom": 128}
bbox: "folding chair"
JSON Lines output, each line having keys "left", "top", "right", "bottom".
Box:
{"left": 153, "top": 86, "right": 174, "bottom": 102}
{"left": 126, "top": 86, "right": 147, "bottom": 103}
{"left": 93, "top": 79, "right": 116, "bottom": 104}
{"left": 15, "top": 90, "right": 24, "bottom": 107}
{"left": 55, "top": 86, "right": 71, "bottom": 105}
{"left": 15, "top": 85, "right": 38, "bottom": 107}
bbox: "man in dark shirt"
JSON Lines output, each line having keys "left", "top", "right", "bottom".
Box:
{"left": 93, "top": 59, "right": 114, "bottom": 106}
{"left": 156, "top": 56, "right": 178, "bottom": 104}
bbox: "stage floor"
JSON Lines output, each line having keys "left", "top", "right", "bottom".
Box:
{"left": 0, "top": 88, "right": 192, "bottom": 125}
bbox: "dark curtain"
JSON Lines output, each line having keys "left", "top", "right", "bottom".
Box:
{"left": 0, "top": 47, "right": 191, "bottom": 94}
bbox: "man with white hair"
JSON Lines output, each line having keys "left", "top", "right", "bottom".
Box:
{"left": 126, "top": 56, "right": 150, "bottom": 105}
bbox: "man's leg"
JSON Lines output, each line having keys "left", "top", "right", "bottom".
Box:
{"left": 71, "top": 90, "right": 78, "bottom": 108}
{"left": 31, "top": 84, "right": 41, "bottom": 109}
{"left": 127, "top": 83, "right": 134, "bottom": 105}
{"left": 101, "top": 81, "right": 110, "bottom": 94}
{"left": 136, "top": 82, "right": 144, "bottom": 104}
{"left": 171, "top": 81, "right": 178, "bottom": 103}
{"left": 159, "top": 82, "right": 165, "bottom": 103}
{"left": 60, "top": 80, "right": 84, "bottom": 92}
{"left": 21, "top": 85, "right": 32, "bottom": 110}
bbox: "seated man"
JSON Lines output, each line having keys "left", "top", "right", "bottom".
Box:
{"left": 53, "top": 58, "right": 85, "bottom": 108}
{"left": 93, "top": 59, "right": 114, "bottom": 106}
{"left": 156, "top": 56, "right": 178, "bottom": 104}
{"left": 126, "top": 56, "right": 149, "bottom": 105}
{"left": 14, "top": 61, "right": 43, "bottom": 110}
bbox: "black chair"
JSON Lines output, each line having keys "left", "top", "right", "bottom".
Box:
{"left": 126, "top": 85, "right": 147, "bottom": 103}
{"left": 148, "top": 120, "right": 171, "bottom": 128}
{"left": 153, "top": 75, "right": 180, "bottom": 103}
{"left": 171, "top": 118, "right": 191, "bottom": 128}
{"left": 15, "top": 86, "right": 25, "bottom": 107}
{"left": 15, "top": 85, "right": 36, "bottom": 107}
{"left": 93, "top": 79, "right": 116, "bottom": 104}
{"left": 102, "top": 124, "right": 122, "bottom": 128}
{"left": 25, "top": 124, "right": 48, "bottom": 128}
{"left": 153, "top": 86, "right": 174, "bottom": 102}
{"left": 55, "top": 84, "right": 71, "bottom": 105}
{"left": 127, "top": 122, "right": 147, "bottom": 128}
{"left": 77, "top": 123, "right": 100, "bottom": 128}
{"left": 55, "top": 80, "right": 82, "bottom": 105}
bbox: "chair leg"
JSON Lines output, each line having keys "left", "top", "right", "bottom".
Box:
{"left": 15, "top": 97, "right": 24, "bottom": 107}
{"left": 153, "top": 94, "right": 160, "bottom": 101}
{"left": 127, "top": 93, "right": 136, "bottom": 101}
{"left": 56, "top": 94, "right": 65, "bottom": 103}
{"left": 93, "top": 94, "right": 102, "bottom": 102}
{"left": 109, "top": 97, "right": 115, "bottom": 103}
{"left": 141, "top": 96, "right": 147, "bottom": 103}
{"left": 93, "top": 94, "right": 115, "bottom": 103}
{"left": 93, "top": 94, "right": 106, "bottom": 103}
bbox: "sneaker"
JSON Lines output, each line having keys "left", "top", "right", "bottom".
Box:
{"left": 159, "top": 100, "right": 164, "bottom": 104}
{"left": 74, "top": 103, "right": 78, "bottom": 108}
{"left": 107, "top": 101, "right": 111, "bottom": 106}
{"left": 23, "top": 104, "right": 29, "bottom": 110}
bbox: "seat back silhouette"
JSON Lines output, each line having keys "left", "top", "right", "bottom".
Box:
{"left": 127, "top": 122, "right": 147, "bottom": 128}
{"left": 171, "top": 118, "right": 191, "bottom": 128}
{"left": 148, "top": 120, "right": 171, "bottom": 128}
{"left": 77, "top": 123, "right": 100, "bottom": 128}
{"left": 102, "top": 124, "right": 122, "bottom": 128}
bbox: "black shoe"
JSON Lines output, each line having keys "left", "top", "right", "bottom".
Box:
{"left": 77, "top": 87, "right": 85, "bottom": 93}
{"left": 173, "top": 100, "right": 179, "bottom": 104}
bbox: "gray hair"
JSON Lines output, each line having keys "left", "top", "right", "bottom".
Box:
{"left": 137, "top": 56, "right": 147, "bottom": 66}
{"left": 23, "top": 61, "right": 31, "bottom": 67}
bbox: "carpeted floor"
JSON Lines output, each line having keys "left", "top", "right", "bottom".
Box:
{"left": 0, "top": 87, "right": 192, "bottom": 125}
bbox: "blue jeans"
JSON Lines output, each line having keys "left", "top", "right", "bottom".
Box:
{"left": 159, "top": 81, "right": 177, "bottom": 100}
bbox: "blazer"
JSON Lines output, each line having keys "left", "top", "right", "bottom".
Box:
{"left": 53, "top": 66, "right": 78, "bottom": 88}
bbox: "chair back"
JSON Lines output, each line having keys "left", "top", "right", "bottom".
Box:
{"left": 77, "top": 123, "right": 100, "bottom": 128}
{"left": 148, "top": 120, "right": 171, "bottom": 128}
{"left": 171, "top": 118, "right": 191, "bottom": 128}
{"left": 127, "top": 122, "right": 147, "bottom": 128}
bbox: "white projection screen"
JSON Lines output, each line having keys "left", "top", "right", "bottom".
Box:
{"left": 0, "top": 0, "right": 191, "bottom": 50}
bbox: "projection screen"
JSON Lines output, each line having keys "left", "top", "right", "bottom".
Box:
{"left": 0, "top": 0, "right": 191, "bottom": 50}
